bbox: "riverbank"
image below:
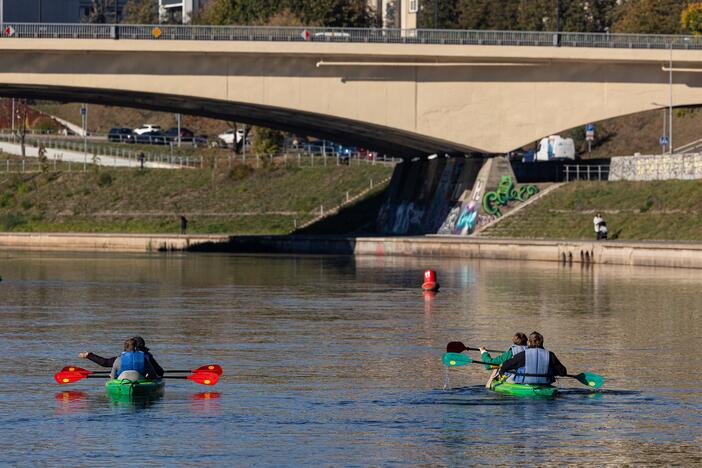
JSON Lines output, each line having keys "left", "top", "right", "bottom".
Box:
{"left": 3, "top": 232, "right": 700, "bottom": 270}
{"left": 0, "top": 158, "right": 391, "bottom": 234}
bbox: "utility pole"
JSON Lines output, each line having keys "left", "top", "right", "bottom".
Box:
{"left": 555, "top": 0, "right": 561, "bottom": 46}
{"left": 38, "top": 0, "right": 42, "bottom": 22}
{"left": 669, "top": 42, "right": 673, "bottom": 155}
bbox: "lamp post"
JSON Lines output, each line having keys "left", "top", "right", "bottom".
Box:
{"left": 669, "top": 41, "right": 673, "bottom": 155}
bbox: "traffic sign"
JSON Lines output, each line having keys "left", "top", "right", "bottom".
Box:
{"left": 4, "top": 26, "right": 15, "bottom": 37}
{"left": 301, "top": 29, "right": 310, "bottom": 41}
{"left": 660, "top": 135, "right": 669, "bottom": 146}
{"left": 585, "top": 123, "right": 594, "bottom": 142}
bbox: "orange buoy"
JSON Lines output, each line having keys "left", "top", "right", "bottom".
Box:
{"left": 421, "top": 269, "right": 440, "bottom": 292}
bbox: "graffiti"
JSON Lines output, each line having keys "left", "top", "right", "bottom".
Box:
{"left": 454, "top": 201, "right": 478, "bottom": 235}
{"left": 482, "top": 176, "right": 538, "bottom": 217}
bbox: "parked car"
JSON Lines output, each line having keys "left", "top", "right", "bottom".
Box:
{"left": 107, "top": 127, "right": 134, "bottom": 143}
{"left": 163, "top": 127, "right": 194, "bottom": 143}
{"left": 133, "top": 124, "right": 162, "bottom": 135}
{"left": 193, "top": 134, "right": 209, "bottom": 147}
{"left": 217, "top": 128, "right": 246, "bottom": 147}
{"left": 134, "top": 130, "right": 167, "bottom": 145}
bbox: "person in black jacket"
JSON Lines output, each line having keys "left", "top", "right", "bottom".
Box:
{"left": 79, "top": 336, "right": 164, "bottom": 377}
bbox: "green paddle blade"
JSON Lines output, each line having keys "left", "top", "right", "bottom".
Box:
{"left": 442, "top": 352, "right": 472, "bottom": 367}
{"left": 574, "top": 372, "right": 604, "bottom": 389}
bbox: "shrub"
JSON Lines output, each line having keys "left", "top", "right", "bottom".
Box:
{"left": 98, "top": 172, "right": 113, "bottom": 187}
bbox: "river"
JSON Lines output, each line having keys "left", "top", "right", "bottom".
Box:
{"left": 1, "top": 251, "right": 700, "bottom": 465}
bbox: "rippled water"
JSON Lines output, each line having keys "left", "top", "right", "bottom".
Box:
{"left": 1, "top": 251, "right": 701, "bottom": 465}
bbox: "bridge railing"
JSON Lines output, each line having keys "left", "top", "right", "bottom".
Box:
{"left": 3, "top": 23, "right": 702, "bottom": 49}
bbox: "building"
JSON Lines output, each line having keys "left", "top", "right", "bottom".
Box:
{"left": 159, "top": 0, "right": 206, "bottom": 24}
{"left": 0, "top": 0, "right": 80, "bottom": 23}
{"left": 368, "top": 0, "right": 417, "bottom": 29}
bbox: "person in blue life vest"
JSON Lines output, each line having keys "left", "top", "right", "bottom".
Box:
{"left": 79, "top": 336, "right": 164, "bottom": 377}
{"left": 498, "top": 331, "right": 567, "bottom": 384}
{"left": 110, "top": 338, "right": 158, "bottom": 380}
{"left": 479, "top": 332, "right": 528, "bottom": 387}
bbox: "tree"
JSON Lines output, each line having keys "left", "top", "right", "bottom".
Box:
{"left": 681, "top": 2, "right": 702, "bottom": 34}
{"left": 87, "top": 0, "right": 116, "bottom": 24}
{"left": 123, "top": 0, "right": 159, "bottom": 24}
{"left": 613, "top": 0, "right": 690, "bottom": 34}
{"left": 251, "top": 126, "right": 283, "bottom": 156}
{"left": 194, "top": 0, "right": 372, "bottom": 27}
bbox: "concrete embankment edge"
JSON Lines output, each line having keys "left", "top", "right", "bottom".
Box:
{"left": 0, "top": 233, "right": 229, "bottom": 252}
{"left": 3, "top": 232, "right": 702, "bottom": 270}
{"left": 208, "top": 235, "right": 702, "bottom": 270}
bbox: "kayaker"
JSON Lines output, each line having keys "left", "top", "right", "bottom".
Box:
{"left": 110, "top": 338, "right": 158, "bottom": 380}
{"left": 479, "top": 332, "right": 528, "bottom": 387}
{"left": 498, "top": 331, "right": 567, "bottom": 384}
{"left": 78, "top": 336, "right": 164, "bottom": 377}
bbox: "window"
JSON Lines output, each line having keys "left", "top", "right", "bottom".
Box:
{"left": 409, "top": 0, "right": 418, "bottom": 13}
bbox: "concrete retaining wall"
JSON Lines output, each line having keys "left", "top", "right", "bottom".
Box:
{"left": 5, "top": 232, "right": 702, "bottom": 270}
{"left": 609, "top": 153, "right": 702, "bottom": 181}
{"left": 0, "top": 232, "right": 228, "bottom": 252}
{"left": 196, "top": 235, "right": 702, "bottom": 270}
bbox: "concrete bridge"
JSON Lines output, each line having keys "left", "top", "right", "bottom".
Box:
{"left": 3, "top": 25, "right": 702, "bottom": 156}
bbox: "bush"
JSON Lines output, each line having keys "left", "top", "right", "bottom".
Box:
{"left": 227, "top": 163, "right": 253, "bottom": 181}
{"left": 97, "top": 172, "right": 113, "bottom": 187}
{"left": 0, "top": 213, "right": 26, "bottom": 230}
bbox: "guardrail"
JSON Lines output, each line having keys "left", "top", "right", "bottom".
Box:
{"left": 564, "top": 164, "right": 610, "bottom": 182}
{"left": 2, "top": 23, "right": 702, "bottom": 50}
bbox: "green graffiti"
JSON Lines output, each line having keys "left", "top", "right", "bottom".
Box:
{"left": 482, "top": 176, "right": 539, "bottom": 217}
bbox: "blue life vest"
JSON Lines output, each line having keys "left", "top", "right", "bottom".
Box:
{"left": 513, "top": 347, "right": 552, "bottom": 384}
{"left": 119, "top": 351, "right": 145, "bottom": 375}
{"left": 503, "top": 345, "right": 528, "bottom": 378}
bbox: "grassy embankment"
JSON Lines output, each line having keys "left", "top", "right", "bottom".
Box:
{"left": 481, "top": 180, "right": 702, "bottom": 241}
{"left": 0, "top": 155, "right": 392, "bottom": 234}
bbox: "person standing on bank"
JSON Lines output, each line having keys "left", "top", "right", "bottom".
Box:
{"left": 498, "top": 331, "right": 567, "bottom": 384}
{"left": 180, "top": 215, "right": 188, "bottom": 235}
{"left": 593, "top": 212, "right": 604, "bottom": 239}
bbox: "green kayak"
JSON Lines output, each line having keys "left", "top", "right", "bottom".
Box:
{"left": 105, "top": 378, "right": 165, "bottom": 398}
{"left": 489, "top": 379, "right": 558, "bottom": 398}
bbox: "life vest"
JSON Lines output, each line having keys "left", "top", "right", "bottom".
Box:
{"left": 119, "top": 351, "right": 145, "bottom": 375}
{"left": 503, "top": 345, "right": 528, "bottom": 378}
{"left": 513, "top": 347, "right": 552, "bottom": 384}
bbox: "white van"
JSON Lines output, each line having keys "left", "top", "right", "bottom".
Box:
{"left": 536, "top": 135, "right": 575, "bottom": 161}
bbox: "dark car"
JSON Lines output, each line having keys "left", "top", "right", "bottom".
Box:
{"left": 107, "top": 127, "right": 133, "bottom": 143}
{"left": 134, "top": 130, "right": 167, "bottom": 145}
{"left": 163, "top": 127, "right": 194, "bottom": 143}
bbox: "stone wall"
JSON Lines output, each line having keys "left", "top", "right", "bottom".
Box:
{"left": 609, "top": 153, "right": 702, "bottom": 181}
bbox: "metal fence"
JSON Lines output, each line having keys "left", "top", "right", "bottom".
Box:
{"left": 564, "top": 164, "right": 610, "bottom": 182}
{"left": 2, "top": 23, "right": 702, "bottom": 50}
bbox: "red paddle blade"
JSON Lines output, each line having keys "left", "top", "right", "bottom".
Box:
{"left": 61, "top": 366, "right": 92, "bottom": 374}
{"left": 193, "top": 364, "right": 223, "bottom": 376}
{"left": 187, "top": 372, "right": 219, "bottom": 386}
{"left": 54, "top": 371, "right": 87, "bottom": 384}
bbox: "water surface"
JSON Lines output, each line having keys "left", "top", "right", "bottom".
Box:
{"left": 1, "top": 251, "right": 700, "bottom": 465}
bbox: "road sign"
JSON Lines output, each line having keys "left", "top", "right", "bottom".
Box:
{"left": 301, "top": 29, "right": 310, "bottom": 41}
{"left": 80, "top": 106, "right": 86, "bottom": 116}
{"left": 660, "top": 135, "right": 669, "bottom": 146}
{"left": 4, "top": 26, "right": 15, "bottom": 37}
{"left": 585, "top": 123, "right": 594, "bottom": 142}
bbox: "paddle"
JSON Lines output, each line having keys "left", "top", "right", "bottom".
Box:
{"left": 446, "top": 341, "right": 503, "bottom": 354}
{"left": 441, "top": 352, "right": 604, "bottom": 389}
{"left": 54, "top": 371, "right": 220, "bottom": 386}
{"left": 61, "top": 364, "right": 223, "bottom": 376}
